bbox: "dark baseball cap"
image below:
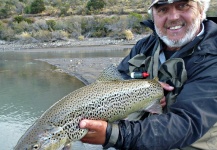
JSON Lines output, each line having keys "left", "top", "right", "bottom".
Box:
{"left": 149, "top": 0, "right": 191, "bottom": 9}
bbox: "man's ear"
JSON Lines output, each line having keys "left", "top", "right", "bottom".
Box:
{"left": 198, "top": 5, "right": 204, "bottom": 21}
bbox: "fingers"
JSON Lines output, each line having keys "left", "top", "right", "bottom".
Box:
{"left": 159, "top": 81, "right": 174, "bottom": 91}
{"left": 80, "top": 119, "right": 107, "bottom": 131}
{"left": 158, "top": 82, "right": 174, "bottom": 108}
{"left": 79, "top": 119, "right": 107, "bottom": 144}
{"left": 160, "top": 96, "right": 166, "bottom": 107}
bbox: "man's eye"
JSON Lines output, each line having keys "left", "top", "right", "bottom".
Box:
{"left": 157, "top": 7, "right": 168, "bottom": 14}
{"left": 177, "top": 3, "right": 190, "bottom": 10}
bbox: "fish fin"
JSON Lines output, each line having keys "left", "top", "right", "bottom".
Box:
{"left": 62, "top": 142, "right": 72, "bottom": 150}
{"left": 144, "top": 99, "right": 162, "bottom": 114}
{"left": 126, "top": 99, "right": 162, "bottom": 121}
{"left": 153, "top": 76, "right": 159, "bottom": 82}
{"left": 96, "top": 64, "right": 124, "bottom": 82}
{"left": 71, "top": 141, "right": 87, "bottom": 150}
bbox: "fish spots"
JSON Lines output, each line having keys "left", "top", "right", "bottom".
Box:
{"left": 14, "top": 76, "right": 163, "bottom": 149}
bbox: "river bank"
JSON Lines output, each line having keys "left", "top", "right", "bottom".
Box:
{"left": 0, "top": 36, "right": 143, "bottom": 84}
{"left": 38, "top": 57, "right": 124, "bottom": 85}
{"left": 0, "top": 35, "right": 143, "bottom": 51}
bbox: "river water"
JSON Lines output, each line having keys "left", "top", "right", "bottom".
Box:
{"left": 0, "top": 47, "right": 130, "bottom": 149}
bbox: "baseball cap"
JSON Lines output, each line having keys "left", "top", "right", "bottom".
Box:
{"left": 149, "top": 0, "right": 191, "bottom": 9}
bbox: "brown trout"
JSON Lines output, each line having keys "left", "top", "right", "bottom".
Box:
{"left": 14, "top": 64, "right": 163, "bottom": 150}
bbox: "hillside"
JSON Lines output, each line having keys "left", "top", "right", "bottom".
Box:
{"left": 0, "top": 0, "right": 216, "bottom": 43}
{"left": 0, "top": 0, "right": 216, "bottom": 17}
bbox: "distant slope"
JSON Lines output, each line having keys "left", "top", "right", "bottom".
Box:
{"left": 208, "top": 0, "right": 217, "bottom": 17}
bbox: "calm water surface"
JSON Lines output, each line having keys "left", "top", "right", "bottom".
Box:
{"left": 0, "top": 48, "right": 130, "bottom": 149}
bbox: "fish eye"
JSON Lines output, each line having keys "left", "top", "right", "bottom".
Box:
{"left": 32, "top": 144, "right": 40, "bottom": 150}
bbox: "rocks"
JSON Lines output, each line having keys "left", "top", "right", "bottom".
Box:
{"left": 0, "top": 35, "right": 144, "bottom": 51}
{"left": 39, "top": 57, "right": 124, "bottom": 85}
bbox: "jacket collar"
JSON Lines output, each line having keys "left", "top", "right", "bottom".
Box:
{"left": 140, "top": 20, "right": 156, "bottom": 33}
{"left": 197, "top": 20, "right": 217, "bottom": 55}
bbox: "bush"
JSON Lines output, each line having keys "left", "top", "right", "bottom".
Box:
{"left": 17, "top": 32, "right": 32, "bottom": 39}
{"left": 52, "top": 30, "right": 69, "bottom": 40}
{"left": 86, "top": 0, "right": 106, "bottom": 11}
{"left": 62, "top": 16, "right": 83, "bottom": 38}
{"left": 0, "top": 8, "right": 9, "bottom": 19}
{"left": 127, "top": 12, "right": 144, "bottom": 33}
{"left": 24, "top": 5, "right": 31, "bottom": 14}
{"left": 33, "top": 30, "right": 52, "bottom": 42}
{"left": 0, "top": 27, "right": 15, "bottom": 41}
{"left": 13, "top": 16, "right": 34, "bottom": 24}
{"left": 12, "top": 21, "right": 31, "bottom": 34}
{"left": 78, "top": 35, "right": 84, "bottom": 41}
{"left": 30, "top": 0, "right": 46, "bottom": 14}
{"left": 53, "top": 20, "right": 68, "bottom": 31}
{"left": 59, "top": 4, "right": 70, "bottom": 16}
{"left": 15, "top": 32, "right": 33, "bottom": 42}
{"left": 123, "top": 29, "right": 134, "bottom": 40}
{"left": 14, "top": 15, "right": 25, "bottom": 23}
{"left": 46, "top": 20, "right": 56, "bottom": 31}
{"left": 32, "top": 20, "right": 48, "bottom": 31}
{"left": 91, "top": 20, "right": 108, "bottom": 37}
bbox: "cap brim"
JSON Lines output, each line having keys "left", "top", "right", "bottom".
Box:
{"left": 149, "top": 0, "right": 188, "bottom": 9}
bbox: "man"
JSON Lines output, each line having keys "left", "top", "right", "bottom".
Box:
{"left": 80, "top": 0, "right": 217, "bottom": 149}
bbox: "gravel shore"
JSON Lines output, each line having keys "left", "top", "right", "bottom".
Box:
{"left": 0, "top": 35, "right": 144, "bottom": 83}
{"left": 38, "top": 57, "right": 124, "bottom": 85}
{"left": 0, "top": 35, "right": 143, "bottom": 51}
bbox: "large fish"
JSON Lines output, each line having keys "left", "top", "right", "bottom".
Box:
{"left": 14, "top": 64, "right": 164, "bottom": 150}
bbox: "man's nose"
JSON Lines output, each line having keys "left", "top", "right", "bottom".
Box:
{"left": 167, "top": 7, "right": 180, "bottom": 20}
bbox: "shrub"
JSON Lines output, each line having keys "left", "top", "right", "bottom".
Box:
{"left": 30, "top": 0, "right": 46, "bottom": 14}
{"left": 25, "top": 18, "right": 35, "bottom": 24}
{"left": 12, "top": 21, "right": 31, "bottom": 34}
{"left": 32, "top": 20, "right": 48, "bottom": 31}
{"left": 15, "top": 32, "right": 32, "bottom": 41}
{"left": 78, "top": 35, "right": 84, "bottom": 41}
{"left": 0, "top": 8, "right": 9, "bottom": 19}
{"left": 33, "top": 30, "right": 52, "bottom": 42}
{"left": 0, "top": 27, "right": 15, "bottom": 41}
{"left": 46, "top": 20, "right": 56, "bottom": 31}
{"left": 13, "top": 16, "right": 34, "bottom": 24}
{"left": 80, "top": 16, "right": 96, "bottom": 36}
{"left": 19, "top": 32, "right": 32, "bottom": 38}
{"left": 14, "top": 15, "right": 25, "bottom": 23}
{"left": 86, "top": 0, "right": 106, "bottom": 11}
{"left": 127, "top": 12, "right": 144, "bottom": 33}
{"left": 63, "top": 16, "right": 82, "bottom": 38}
{"left": 59, "top": 4, "right": 70, "bottom": 16}
{"left": 123, "top": 29, "right": 134, "bottom": 40}
{"left": 24, "top": 5, "right": 31, "bottom": 14}
{"left": 44, "top": 6, "right": 58, "bottom": 16}
{"left": 52, "top": 30, "right": 69, "bottom": 40}
{"left": 105, "top": 16, "right": 128, "bottom": 36}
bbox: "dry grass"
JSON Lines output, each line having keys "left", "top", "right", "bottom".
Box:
{"left": 123, "top": 29, "right": 134, "bottom": 40}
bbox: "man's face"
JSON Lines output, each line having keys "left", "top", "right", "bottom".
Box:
{"left": 152, "top": 1, "right": 203, "bottom": 49}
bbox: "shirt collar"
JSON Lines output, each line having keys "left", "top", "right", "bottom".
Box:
{"left": 197, "top": 23, "right": 204, "bottom": 37}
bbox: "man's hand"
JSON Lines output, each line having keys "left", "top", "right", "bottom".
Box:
{"left": 159, "top": 81, "right": 174, "bottom": 108}
{"left": 79, "top": 119, "right": 107, "bottom": 144}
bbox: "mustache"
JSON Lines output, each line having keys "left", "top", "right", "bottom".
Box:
{"left": 164, "top": 21, "right": 186, "bottom": 28}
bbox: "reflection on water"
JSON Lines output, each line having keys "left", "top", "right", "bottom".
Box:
{"left": 0, "top": 48, "right": 130, "bottom": 149}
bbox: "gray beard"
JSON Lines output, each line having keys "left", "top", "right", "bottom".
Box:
{"left": 155, "top": 18, "right": 201, "bottom": 48}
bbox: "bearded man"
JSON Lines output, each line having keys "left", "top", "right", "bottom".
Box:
{"left": 80, "top": 0, "right": 217, "bottom": 149}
